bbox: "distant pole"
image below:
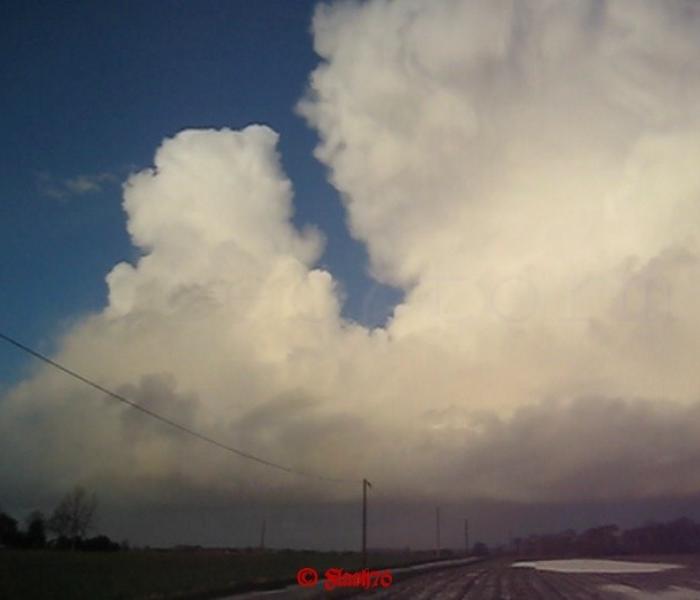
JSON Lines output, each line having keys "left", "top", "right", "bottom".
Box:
{"left": 260, "top": 518, "right": 266, "bottom": 551}
{"left": 435, "top": 507, "right": 441, "bottom": 559}
{"left": 362, "top": 479, "right": 372, "bottom": 568}
{"left": 464, "top": 518, "right": 469, "bottom": 555}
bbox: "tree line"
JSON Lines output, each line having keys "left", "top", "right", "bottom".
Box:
{"left": 513, "top": 517, "right": 700, "bottom": 557}
{"left": 0, "top": 486, "right": 122, "bottom": 551}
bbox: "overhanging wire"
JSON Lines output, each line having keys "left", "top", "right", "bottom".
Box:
{"left": 0, "top": 331, "right": 360, "bottom": 485}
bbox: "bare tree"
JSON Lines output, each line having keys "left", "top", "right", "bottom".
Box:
{"left": 48, "top": 486, "right": 97, "bottom": 548}
{"left": 24, "top": 510, "right": 46, "bottom": 548}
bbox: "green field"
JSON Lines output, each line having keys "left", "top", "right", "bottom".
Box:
{"left": 0, "top": 548, "right": 441, "bottom": 600}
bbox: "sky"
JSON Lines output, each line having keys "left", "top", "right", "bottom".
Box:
{"left": 0, "top": 0, "right": 398, "bottom": 388}
{"left": 2, "top": 0, "right": 700, "bottom": 550}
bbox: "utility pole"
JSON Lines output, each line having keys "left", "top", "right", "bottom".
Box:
{"left": 362, "top": 478, "right": 372, "bottom": 568}
{"left": 260, "top": 518, "right": 266, "bottom": 551}
{"left": 435, "top": 507, "right": 441, "bottom": 559}
{"left": 464, "top": 518, "right": 469, "bottom": 556}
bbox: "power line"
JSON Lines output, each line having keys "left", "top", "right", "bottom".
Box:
{"left": 0, "top": 331, "right": 359, "bottom": 485}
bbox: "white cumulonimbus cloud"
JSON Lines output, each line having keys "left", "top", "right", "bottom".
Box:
{"left": 3, "top": 0, "right": 700, "bottom": 509}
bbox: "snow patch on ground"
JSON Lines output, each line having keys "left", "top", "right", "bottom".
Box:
{"left": 601, "top": 584, "right": 700, "bottom": 599}
{"left": 512, "top": 559, "right": 682, "bottom": 573}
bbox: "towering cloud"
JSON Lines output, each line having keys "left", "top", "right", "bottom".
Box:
{"left": 299, "top": 0, "right": 700, "bottom": 418}
{"left": 3, "top": 0, "right": 700, "bottom": 519}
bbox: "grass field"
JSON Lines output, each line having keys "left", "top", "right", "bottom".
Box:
{"left": 0, "top": 548, "right": 441, "bottom": 600}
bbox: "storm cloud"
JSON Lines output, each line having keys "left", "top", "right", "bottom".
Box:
{"left": 3, "top": 0, "right": 700, "bottom": 545}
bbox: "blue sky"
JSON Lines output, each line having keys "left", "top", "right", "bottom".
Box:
{"left": 4, "top": 0, "right": 700, "bottom": 550}
{"left": 0, "top": 0, "right": 400, "bottom": 388}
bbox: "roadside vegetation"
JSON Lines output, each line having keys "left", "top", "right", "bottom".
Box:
{"left": 0, "top": 546, "right": 465, "bottom": 600}
{"left": 1, "top": 487, "right": 468, "bottom": 600}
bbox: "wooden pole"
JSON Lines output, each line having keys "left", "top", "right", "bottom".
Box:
{"left": 464, "top": 518, "right": 469, "bottom": 555}
{"left": 362, "top": 479, "right": 371, "bottom": 568}
{"left": 435, "top": 507, "right": 441, "bottom": 559}
{"left": 260, "top": 518, "right": 266, "bottom": 551}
